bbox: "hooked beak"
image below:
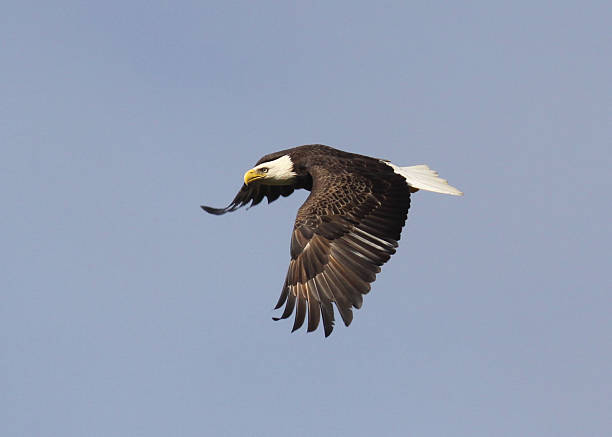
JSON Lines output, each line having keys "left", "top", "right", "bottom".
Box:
{"left": 244, "top": 168, "right": 265, "bottom": 185}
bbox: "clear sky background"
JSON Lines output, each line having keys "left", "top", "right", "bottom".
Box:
{"left": 2, "top": 1, "right": 610, "bottom": 436}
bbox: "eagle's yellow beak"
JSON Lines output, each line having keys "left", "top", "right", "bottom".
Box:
{"left": 244, "top": 168, "right": 265, "bottom": 185}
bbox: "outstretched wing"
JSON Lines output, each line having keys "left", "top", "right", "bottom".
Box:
{"left": 273, "top": 163, "right": 411, "bottom": 336}
{"left": 201, "top": 183, "right": 295, "bottom": 215}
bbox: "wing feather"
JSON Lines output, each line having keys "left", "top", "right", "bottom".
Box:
{"left": 273, "top": 291, "right": 295, "bottom": 321}
{"left": 319, "top": 298, "right": 335, "bottom": 337}
{"left": 322, "top": 264, "right": 358, "bottom": 311}
{"left": 292, "top": 287, "right": 307, "bottom": 332}
{"left": 274, "top": 278, "right": 290, "bottom": 309}
{"left": 306, "top": 280, "right": 321, "bottom": 332}
{"left": 273, "top": 161, "right": 411, "bottom": 336}
{"left": 201, "top": 183, "right": 295, "bottom": 215}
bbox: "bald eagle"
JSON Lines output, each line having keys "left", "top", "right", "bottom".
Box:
{"left": 202, "top": 144, "right": 462, "bottom": 336}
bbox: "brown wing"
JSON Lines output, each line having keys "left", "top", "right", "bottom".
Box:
{"left": 273, "top": 164, "right": 411, "bottom": 336}
{"left": 201, "top": 183, "right": 295, "bottom": 215}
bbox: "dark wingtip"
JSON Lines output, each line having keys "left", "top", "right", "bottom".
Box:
{"left": 323, "top": 323, "right": 334, "bottom": 337}
{"left": 201, "top": 205, "right": 228, "bottom": 215}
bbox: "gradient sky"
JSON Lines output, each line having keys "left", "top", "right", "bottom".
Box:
{"left": 2, "top": 1, "right": 611, "bottom": 436}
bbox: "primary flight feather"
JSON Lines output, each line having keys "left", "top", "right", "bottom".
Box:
{"left": 201, "top": 144, "right": 462, "bottom": 337}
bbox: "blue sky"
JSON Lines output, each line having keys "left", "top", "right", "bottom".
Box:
{"left": 2, "top": 1, "right": 611, "bottom": 436}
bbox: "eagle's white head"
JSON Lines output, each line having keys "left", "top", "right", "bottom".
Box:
{"left": 244, "top": 155, "right": 297, "bottom": 186}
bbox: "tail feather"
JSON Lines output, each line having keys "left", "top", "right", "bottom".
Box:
{"left": 385, "top": 162, "right": 463, "bottom": 196}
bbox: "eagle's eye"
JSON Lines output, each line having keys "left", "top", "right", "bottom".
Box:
{"left": 261, "top": 167, "right": 269, "bottom": 173}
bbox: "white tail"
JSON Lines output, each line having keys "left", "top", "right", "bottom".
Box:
{"left": 384, "top": 162, "right": 463, "bottom": 196}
